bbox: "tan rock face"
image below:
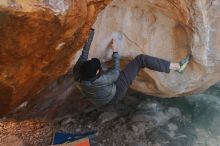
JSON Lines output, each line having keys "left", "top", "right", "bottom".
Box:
{"left": 90, "top": 0, "right": 220, "bottom": 97}
{"left": 0, "top": 0, "right": 111, "bottom": 116}
{"left": 1, "top": 0, "right": 220, "bottom": 117}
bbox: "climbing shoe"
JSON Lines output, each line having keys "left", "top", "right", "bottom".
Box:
{"left": 178, "top": 54, "right": 192, "bottom": 73}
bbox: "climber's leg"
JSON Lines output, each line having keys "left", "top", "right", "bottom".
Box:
{"left": 113, "top": 54, "right": 171, "bottom": 102}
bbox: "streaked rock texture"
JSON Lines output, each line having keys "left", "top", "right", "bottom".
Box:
{"left": 90, "top": 0, "right": 220, "bottom": 97}
{"left": 1, "top": 0, "right": 220, "bottom": 118}
{"left": 0, "top": 0, "right": 111, "bottom": 116}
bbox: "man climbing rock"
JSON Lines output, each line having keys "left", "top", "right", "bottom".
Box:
{"left": 72, "top": 29, "right": 192, "bottom": 107}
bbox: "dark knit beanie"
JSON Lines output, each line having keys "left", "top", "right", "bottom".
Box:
{"left": 80, "top": 58, "right": 101, "bottom": 80}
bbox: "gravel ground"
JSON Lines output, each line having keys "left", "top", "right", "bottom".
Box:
{"left": 0, "top": 95, "right": 152, "bottom": 146}
{"left": 0, "top": 119, "right": 56, "bottom": 146}
{"left": 0, "top": 112, "right": 151, "bottom": 146}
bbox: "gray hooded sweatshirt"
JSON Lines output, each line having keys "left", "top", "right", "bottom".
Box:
{"left": 72, "top": 30, "right": 120, "bottom": 106}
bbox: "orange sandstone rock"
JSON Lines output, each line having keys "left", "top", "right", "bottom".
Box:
{"left": 0, "top": 0, "right": 111, "bottom": 116}
{"left": 1, "top": 0, "right": 220, "bottom": 118}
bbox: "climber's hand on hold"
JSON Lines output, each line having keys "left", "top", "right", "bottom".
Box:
{"left": 112, "top": 38, "right": 118, "bottom": 53}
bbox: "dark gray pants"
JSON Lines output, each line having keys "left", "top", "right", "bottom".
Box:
{"left": 114, "top": 54, "right": 170, "bottom": 102}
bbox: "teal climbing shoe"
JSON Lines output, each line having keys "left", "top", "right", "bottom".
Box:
{"left": 178, "top": 55, "right": 192, "bottom": 73}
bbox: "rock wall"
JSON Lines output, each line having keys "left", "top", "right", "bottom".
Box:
{"left": 90, "top": 0, "right": 220, "bottom": 97}
{"left": 0, "top": 0, "right": 111, "bottom": 116}
{"left": 1, "top": 0, "right": 220, "bottom": 118}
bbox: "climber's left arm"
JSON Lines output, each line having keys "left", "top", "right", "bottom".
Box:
{"left": 72, "top": 29, "right": 95, "bottom": 81}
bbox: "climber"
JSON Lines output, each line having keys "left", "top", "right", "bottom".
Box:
{"left": 72, "top": 29, "right": 192, "bottom": 106}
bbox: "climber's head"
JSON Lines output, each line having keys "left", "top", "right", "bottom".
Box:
{"left": 80, "top": 58, "right": 102, "bottom": 80}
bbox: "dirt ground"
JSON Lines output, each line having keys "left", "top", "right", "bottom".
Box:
{"left": 0, "top": 119, "right": 56, "bottom": 146}
{"left": 0, "top": 95, "right": 154, "bottom": 146}
{"left": 0, "top": 114, "right": 151, "bottom": 146}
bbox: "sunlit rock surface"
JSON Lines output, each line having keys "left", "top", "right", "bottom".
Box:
{"left": 0, "top": 0, "right": 111, "bottom": 116}
{"left": 90, "top": 0, "right": 220, "bottom": 97}
{"left": 1, "top": 0, "right": 220, "bottom": 118}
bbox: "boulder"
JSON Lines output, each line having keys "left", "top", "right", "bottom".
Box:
{"left": 0, "top": 0, "right": 111, "bottom": 116}
{"left": 1, "top": 0, "right": 220, "bottom": 117}
{"left": 90, "top": 0, "right": 220, "bottom": 97}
